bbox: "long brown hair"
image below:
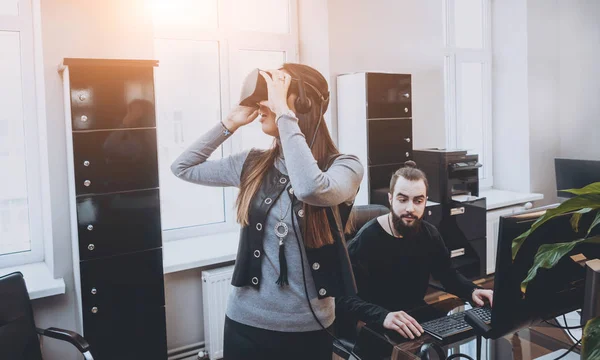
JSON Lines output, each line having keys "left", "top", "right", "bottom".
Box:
{"left": 235, "top": 63, "right": 350, "bottom": 248}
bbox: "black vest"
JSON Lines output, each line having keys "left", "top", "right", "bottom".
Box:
{"left": 230, "top": 150, "right": 357, "bottom": 299}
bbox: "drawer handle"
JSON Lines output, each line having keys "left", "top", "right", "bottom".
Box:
{"left": 80, "top": 115, "right": 88, "bottom": 122}
{"left": 84, "top": 180, "right": 91, "bottom": 187}
{"left": 451, "top": 207, "right": 465, "bottom": 216}
{"left": 88, "top": 244, "right": 95, "bottom": 251}
{"left": 404, "top": 137, "right": 411, "bottom": 143}
{"left": 405, "top": 152, "right": 410, "bottom": 157}
{"left": 91, "top": 307, "right": 98, "bottom": 314}
{"left": 83, "top": 160, "right": 90, "bottom": 167}
{"left": 91, "top": 288, "right": 97, "bottom": 295}
{"left": 404, "top": 107, "right": 409, "bottom": 113}
{"left": 451, "top": 248, "right": 465, "bottom": 258}
{"left": 403, "top": 93, "right": 410, "bottom": 98}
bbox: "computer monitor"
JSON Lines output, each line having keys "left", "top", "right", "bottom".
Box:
{"left": 555, "top": 158, "right": 600, "bottom": 199}
{"left": 488, "top": 205, "right": 600, "bottom": 339}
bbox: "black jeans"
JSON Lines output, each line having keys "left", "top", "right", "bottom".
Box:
{"left": 223, "top": 316, "right": 333, "bottom": 360}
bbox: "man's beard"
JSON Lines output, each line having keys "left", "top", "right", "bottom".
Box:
{"left": 391, "top": 211, "right": 422, "bottom": 237}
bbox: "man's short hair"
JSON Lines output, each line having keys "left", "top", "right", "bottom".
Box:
{"left": 389, "top": 160, "right": 429, "bottom": 195}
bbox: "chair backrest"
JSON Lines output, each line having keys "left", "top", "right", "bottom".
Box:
{"left": 347, "top": 204, "right": 390, "bottom": 240}
{"left": 0, "top": 272, "right": 43, "bottom": 360}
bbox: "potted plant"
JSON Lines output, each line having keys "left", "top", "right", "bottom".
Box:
{"left": 512, "top": 182, "right": 600, "bottom": 359}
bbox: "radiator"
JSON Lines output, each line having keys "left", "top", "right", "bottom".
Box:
{"left": 202, "top": 265, "right": 235, "bottom": 360}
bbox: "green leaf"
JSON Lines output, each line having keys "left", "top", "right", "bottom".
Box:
{"left": 571, "top": 208, "right": 593, "bottom": 232}
{"left": 588, "top": 211, "right": 600, "bottom": 236}
{"left": 520, "top": 235, "right": 600, "bottom": 293}
{"left": 582, "top": 317, "right": 600, "bottom": 360}
{"left": 562, "top": 182, "right": 600, "bottom": 196}
{"left": 512, "top": 194, "right": 600, "bottom": 259}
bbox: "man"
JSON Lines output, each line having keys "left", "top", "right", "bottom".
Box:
{"left": 336, "top": 161, "right": 493, "bottom": 340}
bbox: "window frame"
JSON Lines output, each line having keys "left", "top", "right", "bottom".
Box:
{"left": 443, "top": 0, "right": 493, "bottom": 189}
{"left": 0, "top": 0, "right": 52, "bottom": 268}
{"left": 153, "top": 0, "right": 299, "bottom": 242}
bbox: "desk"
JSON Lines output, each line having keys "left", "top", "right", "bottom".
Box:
{"left": 351, "top": 298, "right": 580, "bottom": 360}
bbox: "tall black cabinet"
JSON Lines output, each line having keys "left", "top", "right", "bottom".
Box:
{"left": 60, "top": 59, "right": 167, "bottom": 360}
{"left": 337, "top": 72, "right": 413, "bottom": 206}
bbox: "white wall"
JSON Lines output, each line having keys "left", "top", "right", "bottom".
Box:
{"left": 327, "top": 0, "right": 446, "bottom": 149}
{"left": 527, "top": 0, "right": 560, "bottom": 205}
{"left": 491, "top": 0, "right": 531, "bottom": 193}
{"left": 298, "top": 0, "right": 332, "bottom": 130}
{"left": 558, "top": 0, "right": 600, "bottom": 161}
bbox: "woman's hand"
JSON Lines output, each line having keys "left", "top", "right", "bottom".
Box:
{"left": 222, "top": 106, "right": 259, "bottom": 132}
{"left": 259, "top": 69, "right": 293, "bottom": 116}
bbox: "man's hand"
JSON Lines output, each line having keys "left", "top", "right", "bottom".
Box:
{"left": 382, "top": 311, "right": 423, "bottom": 340}
{"left": 471, "top": 289, "right": 494, "bottom": 307}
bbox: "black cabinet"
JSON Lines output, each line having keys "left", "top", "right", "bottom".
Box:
{"left": 76, "top": 190, "right": 162, "bottom": 260}
{"left": 62, "top": 58, "right": 166, "bottom": 360}
{"left": 69, "top": 65, "right": 156, "bottom": 131}
{"left": 337, "top": 72, "right": 413, "bottom": 206}
{"left": 366, "top": 73, "right": 412, "bottom": 119}
{"left": 73, "top": 130, "right": 159, "bottom": 195}
{"left": 82, "top": 306, "right": 167, "bottom": 360}
{"left": 80, "top": 249, "right": 165, "bottom": 310}
{"left": 367, "top": 119, "right": 412, "bottom": 165}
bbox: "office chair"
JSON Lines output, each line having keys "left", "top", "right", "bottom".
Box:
{"left": 0, "top": 272, "right": 94, "bottom": 360}
{"left": 333, "top": 204, "right": 390, "bottom": 359}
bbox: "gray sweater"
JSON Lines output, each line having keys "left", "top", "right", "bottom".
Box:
{"left": 171, "top": 115, "right": 364, "bottom": 332}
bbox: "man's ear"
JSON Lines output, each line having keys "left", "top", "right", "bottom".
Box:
{"left": 388, "top": 193, "right": 392, "bottom": 206}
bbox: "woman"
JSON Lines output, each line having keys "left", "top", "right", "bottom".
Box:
{"left": 171, "top": 63, "right": 363, "bottom": 359}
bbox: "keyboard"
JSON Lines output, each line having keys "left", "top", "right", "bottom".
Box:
{"left": 421, "top": 307, "right": 492, "bottom": 341}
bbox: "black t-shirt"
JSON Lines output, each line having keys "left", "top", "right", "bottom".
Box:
{"left": 336, "top": 218, "right": 476, "bottom": 326}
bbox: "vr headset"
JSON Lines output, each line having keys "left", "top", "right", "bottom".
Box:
{"left": 238, "top": 68, "right": 329, "bottom": 115}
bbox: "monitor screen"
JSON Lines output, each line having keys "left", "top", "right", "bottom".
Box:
{"left": 555, "top": 158, "right": 600, "bottom": 198}
{"left": 490, "top": 206, "right": 600, "bottom": 338}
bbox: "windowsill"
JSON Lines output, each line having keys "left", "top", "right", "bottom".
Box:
{"left": 163, "top": 231, "right": 239, "bottom": 274}
{"left": 0, "top": 262, "right": 65, "bottom": 300}
{"left": 479, "top": 188, "right": 544, "bottom": 210}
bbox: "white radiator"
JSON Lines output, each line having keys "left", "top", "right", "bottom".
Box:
{"left": 202, "top": 265, "right": 235, "bottom": 360}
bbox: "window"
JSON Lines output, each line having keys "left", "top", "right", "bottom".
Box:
{"left": 0, "top": 0, "right": 49, "bottom": 267}
{"left": 150, "top": 0, "right": 299, "bottom": 241}
{"left": 444, "top": 0, "right": 493, "bottom": 188}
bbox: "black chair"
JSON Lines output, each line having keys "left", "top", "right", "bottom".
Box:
{"left": 334, "top": 204, "right": 390, "bottom": 359}
{"left": 346, "top": 204, "right": 390, "bottom": 240}
{"left": 0, "top": 272, "right": 94, "bottom": 360}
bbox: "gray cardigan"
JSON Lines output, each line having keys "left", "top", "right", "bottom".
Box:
{"left": 171, "top": 115, "right": 364, "bottom": 332}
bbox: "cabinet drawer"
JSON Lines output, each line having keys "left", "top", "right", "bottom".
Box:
{"left": 69, "top": 66, "right": 156, "bottom": 131}
{"left": 439, "top": 199, "right": 487, "bottom": 246}
{"left": 424, "top": 203, "right": 442, "bottom": 228}
{"left": 80, "top": 248, "right": 165, "bottom": 310}
{"left": 367, "top": 119, "right": 412, "bottom": 165}
{"left": 366, "top": 73, "right": 412, "bottom": 119}
{"left": 76, "top": 189, "right": 162, "bottom": 260}
{"left": 73, "top": 129, "right": 159, "bottom": 195}
{"left": 83, "top": 305, "right": 167, "bottom": 360}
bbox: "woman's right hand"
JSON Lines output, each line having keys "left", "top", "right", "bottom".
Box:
{"left": 222, "top": 106, "right": 259, "bottom": 132}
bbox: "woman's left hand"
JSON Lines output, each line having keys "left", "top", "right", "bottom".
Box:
{"left": 259, "top": 69, "right": 292, "bottom": 116}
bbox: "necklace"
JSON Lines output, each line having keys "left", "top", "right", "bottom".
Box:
{"left": 274, "top": 195, "right": 291, "bottom": 245}
{"left": 274, "top": 195, "right": 292, "bottom": 286}
{"left": 387, "top": 213, "right": 402, "bottom": 238}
